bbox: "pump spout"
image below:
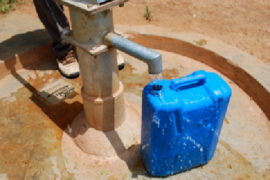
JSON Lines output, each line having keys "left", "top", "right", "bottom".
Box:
{"left": 104, "top": 32, "right": 163, "bottom": 74}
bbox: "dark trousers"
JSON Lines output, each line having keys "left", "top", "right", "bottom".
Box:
{"left": 33, "top": 0, "right": 72, "bottom": 59}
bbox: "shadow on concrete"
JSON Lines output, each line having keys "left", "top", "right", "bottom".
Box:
{"left": 3, "top": 48, "right": 148, "bottom": 178}
{"left": 0, "top": 29, "right": 50, "bottom": 61}
{"left": 4, "top": 56, "right": 82, "bottom": 131}
{"left": 0, "top": 28, "right": 150, "bottom": 177}
{"left": 105, "top": 131, "right": 141, "bottom": 173}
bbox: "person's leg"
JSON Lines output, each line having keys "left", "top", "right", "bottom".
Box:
{"left": 33, "top": 0, "right": 80, "bottom": 78}
{"left": 33, "top": 0, "right": 124, "bottom": 78}
{"left": 33, "top": 0, "right": 72, "bottom": 59}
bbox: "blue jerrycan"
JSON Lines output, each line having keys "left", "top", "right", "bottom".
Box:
{"left": 141, "top": 70, "right": 232, "bottom": 176}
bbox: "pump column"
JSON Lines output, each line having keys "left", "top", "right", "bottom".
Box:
{"left": 68, "top": 5, "right": 125, "bottom": 131}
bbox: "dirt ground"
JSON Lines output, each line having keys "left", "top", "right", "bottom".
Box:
{"left": 9, "top": 0, "right": 270, "bottom": 64}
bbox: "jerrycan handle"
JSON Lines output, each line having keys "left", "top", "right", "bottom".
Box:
{"left": 170, "top": 74, "right": 206, "bottom": 91}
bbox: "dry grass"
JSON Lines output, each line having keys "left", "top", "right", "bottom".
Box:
{"left": 0, "top": 0, "right": 17, "bottom": 14}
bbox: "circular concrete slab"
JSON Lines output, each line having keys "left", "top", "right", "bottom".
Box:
{"left": 0, "top": 27, "right": 269, "bottom": 179}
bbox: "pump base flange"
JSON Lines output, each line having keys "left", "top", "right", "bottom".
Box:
{"left": 61, "top": 100, "right": 141, "bottom": 179}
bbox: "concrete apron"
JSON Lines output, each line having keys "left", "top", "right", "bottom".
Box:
{"left": 0, "top": 26, "right": 269, "bottom": 179}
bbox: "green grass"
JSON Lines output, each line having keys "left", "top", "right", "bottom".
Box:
{"left": 144, "top": 5, "right": 153, "bottom": 21}
{"left": 0, "top": 0, "right": 17, "bottom": 14}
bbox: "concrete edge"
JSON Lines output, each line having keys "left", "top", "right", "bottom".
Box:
{"left": 116, "top": 25, "right": 270, "bottom": 120}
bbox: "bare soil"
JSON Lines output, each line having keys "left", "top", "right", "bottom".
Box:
{"left": 12, "top": 0, "right": 270, "bottom": 63}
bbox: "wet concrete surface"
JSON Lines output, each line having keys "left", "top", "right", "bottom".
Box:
{"left": 0, "top": 48, "right": 269, "bottom": 179}
{"left": 0, "top": 61, "right": 81, "bottom": 179}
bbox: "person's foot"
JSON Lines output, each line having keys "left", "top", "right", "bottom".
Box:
{"left": 57, "top": 50, "right": 80, "bottom": 79}
{"left": 57, "top": 51, "right": 124, "bottom": 78}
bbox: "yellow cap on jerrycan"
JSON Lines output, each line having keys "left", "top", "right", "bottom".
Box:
{"left": 141, "top": 70, "right": 232, "bottom": 177}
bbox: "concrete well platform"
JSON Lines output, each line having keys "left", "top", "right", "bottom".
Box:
{"left": 0, "top": 21, "right": 270, "bottom": 179}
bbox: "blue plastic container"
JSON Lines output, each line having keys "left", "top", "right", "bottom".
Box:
{"left": 141, "top": 70, "right": 232, "bottom": 177}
